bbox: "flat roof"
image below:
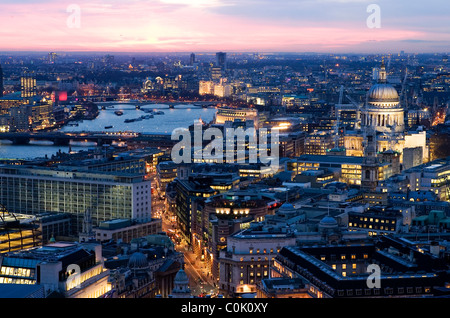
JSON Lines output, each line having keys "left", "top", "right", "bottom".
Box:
{"left": 297, "top": 155, "right": 363, "bottom": 165}
{"left": 0, "top": 284, "right": 44, "bottom": 298}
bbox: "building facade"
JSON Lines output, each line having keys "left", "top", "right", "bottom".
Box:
{"left": 0, "top": 165, "right": 152, "bottom": 233}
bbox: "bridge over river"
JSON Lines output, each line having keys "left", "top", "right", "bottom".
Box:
{"left": 97, "top": 100, "right": 217, "bottom": 110}
{"left": 0, "top": 131, "right": 177, "bottom": 148}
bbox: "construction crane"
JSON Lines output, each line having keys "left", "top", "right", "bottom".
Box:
{"left": 400, "top": 67, "right": 408, "bottom": 108}
{"left": 333, "top": 85, "right": 345, "bottom": 148}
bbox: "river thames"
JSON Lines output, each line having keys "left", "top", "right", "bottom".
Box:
{"left": 0, "top": 103, "right": 217, "bottom": 160}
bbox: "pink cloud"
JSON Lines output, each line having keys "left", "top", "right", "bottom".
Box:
{"left": 0, "top": 0, "right": 428, "bottom": 52}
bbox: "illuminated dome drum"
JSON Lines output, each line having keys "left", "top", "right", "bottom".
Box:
{"left": 361, "top": 62, "right": 404, "bottom": 134}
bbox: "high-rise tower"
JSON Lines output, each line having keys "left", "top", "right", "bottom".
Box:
{"left": 20, "top": 71, "right": 37, "bottom": 98}
{"left": 216, "top": 52, "right": 227, "bottom": 70}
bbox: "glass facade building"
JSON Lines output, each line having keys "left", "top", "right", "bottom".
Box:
{"left": 0, "top": 165, "right": 152, "bottom": 233}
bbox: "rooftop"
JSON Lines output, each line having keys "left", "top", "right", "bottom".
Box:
{"left": 296, "top": 154, "right": 363, "bottom": 165}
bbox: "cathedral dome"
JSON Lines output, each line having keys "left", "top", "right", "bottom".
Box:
{"left": 368, "top": 83, "right": 399, "bottom": 103}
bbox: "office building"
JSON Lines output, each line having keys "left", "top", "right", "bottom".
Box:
{"left": 216, "top": 52, "right": 227, "bottom": 70}
{"left": 0, "top": 204, "right": 42, "bottom": 254}
{"left": 402, "top": 156, "right": 450, "bottom": 201}
{"left": 218, "top": 227, "right": 296, "bottom": 297}
{"left": 257, "top": 277, "right": 312, "bottom": 298}
{"left": 0, "top": 241, "right": 111, "bottom": 298}
{"left": 172, "top": 175, "right": 217, "bottom": 245}
{"left": 0, "top": 165, "right": 152, "bottom": 233}
{"left": 156, "top": 161, "right": 178, "bottom": 198}
{"left": 93, "top": 218, "right": 162, "bottom": 243}
{"left": 272, "top": 235, "right": 449, "bottom": 298}
{"left": 20, "top": 72, "right": 37, "bottom": 99}
{"left": 304, "top": 131, "right": 335, "bottom": 155}
{"left": 347, "top": 205, "right": 414, "bottom": 236}
{"left": 215, "top": 107, "right": 259, "bottom": 128}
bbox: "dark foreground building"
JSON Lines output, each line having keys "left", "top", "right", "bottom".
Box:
{"left": 272, "top": 235, "right": 450, "bottom": 298}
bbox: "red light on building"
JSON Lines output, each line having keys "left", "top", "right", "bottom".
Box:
{"left": 58, "top": 91, "right": 68, "bottom": 101}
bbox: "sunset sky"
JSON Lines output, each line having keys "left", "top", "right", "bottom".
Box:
{"left": 0, "top": 0, "right": 448, "bottom": 53}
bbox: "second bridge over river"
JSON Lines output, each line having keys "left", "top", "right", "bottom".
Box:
{"left": 0, "top": 131, "right": 177, "bottom": 148}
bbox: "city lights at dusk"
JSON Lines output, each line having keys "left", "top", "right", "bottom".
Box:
{"left": 0, "top": 0, "right": 449, "bottom": 313}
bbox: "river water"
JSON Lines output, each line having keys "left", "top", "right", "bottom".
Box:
{"left": 0, "top": 103, "right": 217, "bottom": 160}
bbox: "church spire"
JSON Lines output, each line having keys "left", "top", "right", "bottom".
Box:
{"left": 378, "top": 58, "right": 387, "bottom": 83}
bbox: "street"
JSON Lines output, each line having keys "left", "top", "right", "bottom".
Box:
{"left": 151, "top": 175, "right": 220, "bottom": 297}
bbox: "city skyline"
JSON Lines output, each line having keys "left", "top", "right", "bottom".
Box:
{"left": 0, "top": 0, "right": 449, "bottom": 54}
{"left": 0, "top": 1, "right": 449, "bottom": 302}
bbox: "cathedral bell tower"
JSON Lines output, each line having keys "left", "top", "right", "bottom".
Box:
{"left": 361, "top": 128, "right": 380, "bottom": 192}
